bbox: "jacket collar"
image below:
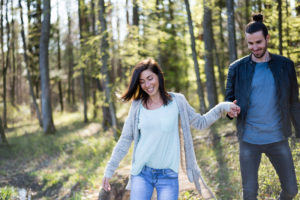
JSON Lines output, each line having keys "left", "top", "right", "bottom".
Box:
{"left": 247, "top": 52, "right": 275, "bottom": 65}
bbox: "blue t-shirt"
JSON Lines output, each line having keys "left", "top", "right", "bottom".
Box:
{"left": 243, "top": 62, "right": 284, "bottom": 144}
{"left": 131, "top": 99, "right": 180, "bottom": 175}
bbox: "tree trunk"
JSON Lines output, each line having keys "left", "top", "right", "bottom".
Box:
{"left": 126, "top": 0, "right": 129, "bottom": 25}
{"left": 19, "top": 0, "right": 43, "bottom": 127}
{"left": 39, "top": 0, "right": 56, "bottom": 134}
{"left": 10, "top": 0, "right": 16, "bottom": 106}
{"left": 56, "top": 8, "right": 63, "bottom": 112}
{"left": 27, "top": 0, "right": 42, "bottom": 100}
{"left": 245, "top": 0, "right": 250, "bottom": 23}
{"left": 216, "top": 0, "right": 226, "bottom": 98}
{"left": 213, "top": 41, "right": 225, "bottom": 100}
{"left": 99, "top": 0, "right": 118, "bottom": 139}
{"left": 133, "top": 0, "right": 139, "bottom": 26}
{"left": 203, "top": 0, "right": 218, "bottom": 108}
{"left": 78, "top": 0, "right": 88, "bottom": 123}
{"left": 285, "top": 0, "right": 291, "bottom": 58}
{"left": 277, "top": 0, "right": 283, "bottom": 55}
{"left": 296, "top": 0, "right": 300, "bottom": 16}
{"left": 257, "top": 0, "right": 262, "bottom": 13}
{"left": 155, "top": 0, "right": 162, "bottom": 67}
{"left": 184, "top": 0, "right": 206, "bottom": 113}
{"left": 0, "top": 117, "right": 8, "bottom": 144}
{"left": 1, "top": 0, "right": 8, "bottom": 128}
{"left": 66, "top": 12, "right": 75, "bottom": 106}
{"left": 226, "top": 0, "right": 237, "bottom": 63}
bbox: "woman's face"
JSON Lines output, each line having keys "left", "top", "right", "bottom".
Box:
{"left": 139, "top": 69, "right": 160, "bottom": 98}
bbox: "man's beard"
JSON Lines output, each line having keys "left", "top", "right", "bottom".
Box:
{"left": 252, "top": 48, "right": 267, "bottom": 58}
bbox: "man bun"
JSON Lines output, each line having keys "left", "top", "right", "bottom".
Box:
{"left": 252, "top": 13, "right": 263, "bottom": 23}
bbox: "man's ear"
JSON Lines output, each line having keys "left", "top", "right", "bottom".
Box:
{"left": 266, "top": 34, "right": 270, "bottom": 42}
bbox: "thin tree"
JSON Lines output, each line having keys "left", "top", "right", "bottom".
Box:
{"left": 215, "top": 0, "right": 226, "bottom": 98}
{"left": 284, "top": 0, "right": 291, "bottom": 58}
{"left": 155, "top": 0, "right": 163, "bottom": 68}
{"left": 226, "top": 0, "right": 237, "bottom": 63}
{"left": 91, "top": 0, "right": 98, "bottom": 119}
{"left": 78, "top": 0, "right": 88, "bottom": 123}
{"left": 203, "top": 0, "right": 218, "bottom": 108}
{"left": 183, "top": 0, "right": 206, "bottom": 113}
{"left": 257, "top": 0, "right": 262, "bottom": 13}
{"left": 66, "top": 10, "right": 75, "bottom": 105}
{"left": 56, "top": 3, "right": 63, "bottom": 112}
{"left": 19, "top": 0, "right": 43, "bottom": 127}
{"left": 0, "top": 117, "right": 8, "bottom": 144}
{"left": 1, "top": 0, "right": 9, "bottom": 128}
{"left": 27, "top": 0, "right": 42, "bottom": 98}
{"left": 10, "top": 0, "right": 16, "bottom": 106}
{"left": 133, "top": 0, "right": 139, "bottom": 26}
{"left": 39, "top": 0, "right": 56, "bottom": 134}
{"left": 277, "top": 0, "right": 283, "bottom": 55}
{"left": 245, "top": 0, "right": 250, "bottom": 23}
{"left": 99, "top": 0, "right": 118, "bottom": 139}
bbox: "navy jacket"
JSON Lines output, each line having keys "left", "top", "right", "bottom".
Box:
{"left": 225, "top": 53, "right": 300, "bottom": 140}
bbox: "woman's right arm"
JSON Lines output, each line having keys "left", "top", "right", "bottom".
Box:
{"left": 102, "top": 102, "right": 136, "bottom": 190}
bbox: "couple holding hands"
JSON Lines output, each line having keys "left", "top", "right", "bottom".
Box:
{"left": 102, "top": 14, "right": 300, "bottom": 200}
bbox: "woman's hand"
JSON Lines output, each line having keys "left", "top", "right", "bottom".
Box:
{"left": 102, "top": 177, "right": 111, "bottom": 192}
{"left": 228, "top": 100, "right": 240, "bottom": 118}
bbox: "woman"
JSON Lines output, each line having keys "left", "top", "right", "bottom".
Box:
{"left": 102, "top": 58, "right": 240, "bottom": 200}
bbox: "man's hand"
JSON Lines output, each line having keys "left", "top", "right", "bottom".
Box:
{"left": 102, "top": 177, "right": 111, "bottom": 192}
{"left": 228, "top": 100, "right": 240, "bottom": 118}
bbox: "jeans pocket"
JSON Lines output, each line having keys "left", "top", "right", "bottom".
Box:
{"left": 164, "top": 169, "right": 178, "bottom": 178}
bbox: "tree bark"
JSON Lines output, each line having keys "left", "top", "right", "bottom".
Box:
{"left": 19, "top": 0, "right": 43, "bottom": 127}
{"left": 27, "top": 0, "right": 42, "bottom": 100}
{"left": 78, "top": 0, "right": 88, "bottom": 123}
{"left": 277, "top": 0, "right": 283, "bottom": 55}
{"left": 39, "top": 0, "right": 56, "bottom": 134}
{"left": 1, "top": 0, "right": 8, "bottom": 128}
{"left": 56, "top": 6, "right": 63, "bottom": 112}
{"left": 257, "top": 0, "right": 262, "bottom": 13}
{"left": 99, "top": 0, "right": 118, "bottom": 139}
{"left": 184, "top": 0, "right": 206, "bottom": 113}
{"left": 226, "top": 0, "right": 237, "bottom": 63}
{"left": 66, "top": 12, "right": 75, "bottom": 106}
{"left": 10, "top": 0, "right": 16, "bottom": 106}
{"left": 216, "top": 0, "right": 226, "bottom": 98}
{"left": 245, "top": 0, "right": 250, "bottom": 23}
{"left": 133, "top": 0, "right": 139, "bottom": 26}
{"left": 203, "top": 0, "right": 218, "bottom": 108}
{"left": 0, "top": 117, "right": 8, "bottom": 144}
{"left": 285, "top": 0, "right": 291, "bottom": 58}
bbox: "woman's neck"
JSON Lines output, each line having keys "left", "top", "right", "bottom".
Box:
{"left": 145, "top": 94, "right": 163, "bottom": 110}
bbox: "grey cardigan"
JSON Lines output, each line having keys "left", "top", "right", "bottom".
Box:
{"left": 104, "top": 92, "right": 231, "bottom": 196}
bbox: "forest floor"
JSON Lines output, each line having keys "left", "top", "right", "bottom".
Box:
{"left": 0, "top": 111, "right": 300, "bottom": 200}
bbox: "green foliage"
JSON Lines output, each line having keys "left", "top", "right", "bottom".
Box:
{"left": 0, "top": 187, "right": 17, "bottom": 200}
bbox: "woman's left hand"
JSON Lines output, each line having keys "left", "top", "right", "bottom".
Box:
{"left": 229, "top": 101, "right": 240, "bottom": 118}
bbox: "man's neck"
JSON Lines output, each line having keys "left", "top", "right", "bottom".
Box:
{"left": 252, "top": 51, "right": 270, "bottom": 63}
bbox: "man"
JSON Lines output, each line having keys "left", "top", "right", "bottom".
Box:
{"left": 225, "top": 13, "right": 300, "bottom": 200}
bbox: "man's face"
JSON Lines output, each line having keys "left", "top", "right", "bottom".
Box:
{"left": 246, "top": 31, "right": 269, "bottom": 59}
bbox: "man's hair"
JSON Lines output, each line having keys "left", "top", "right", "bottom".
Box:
{"left": 245, "top": 13, "right": 268, "bottom": 38}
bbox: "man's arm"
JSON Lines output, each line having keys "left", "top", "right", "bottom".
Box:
{"left": 288, "top": 60, "right": 300, "bottom": 139}
{"left": 286, "top": 60, "right": 300, "bottom": 140}
{"left": 225, "top": 64, "right": 238, "bottom": 119}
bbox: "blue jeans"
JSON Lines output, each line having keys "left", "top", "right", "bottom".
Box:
{"left": 130, "top": 166, "right": 179, "bottom": 200}
{"left": 239, "top": 140, "right": 298, "bottom": 200}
